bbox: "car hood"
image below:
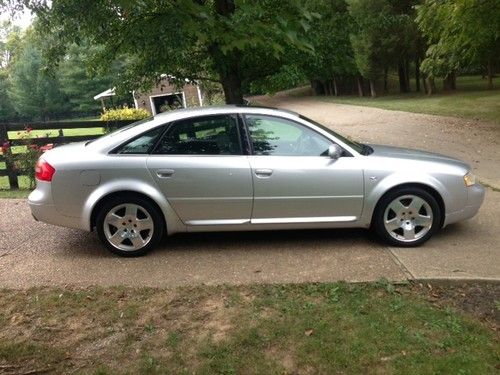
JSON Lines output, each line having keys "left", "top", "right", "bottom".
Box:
{"left": 368, "top": 144, "right": 470, "bottom": 170}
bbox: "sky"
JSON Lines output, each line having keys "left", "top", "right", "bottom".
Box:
{"left": 0, "top": 8, "right": 33, "bottom": 30}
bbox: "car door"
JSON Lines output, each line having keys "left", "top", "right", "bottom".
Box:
{"left": 244, "top": 114, "right": 364, "bottom": 224}
{"left": 147, "top": 114, "right": 253, "bottom": 225}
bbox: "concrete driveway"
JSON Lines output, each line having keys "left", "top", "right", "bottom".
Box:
{"left": 0, "top": 98, "right": 499, "bottom": 288}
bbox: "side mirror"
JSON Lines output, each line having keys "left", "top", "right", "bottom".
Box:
{"left": 328, "top": 144, "right": 343, "bottom": 159}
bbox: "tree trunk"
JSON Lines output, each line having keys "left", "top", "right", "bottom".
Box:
{"left": 427, "top": 77, "right": 436, "bottom": 95}
{"left": 311, "top": 80, "right": 324, "bottom": 96}
{"left": 369, "top": 80, "right": 377, "bottom": 98}
{"left": 405, "top": 59, "right": 411, "bottom": 91}
{"left": 220, "top": 72, "right": 244, "bottom": 104}
{"left": 212, "top": 0, "right": 243, "bottom": 104}
{"left": 324, "top": 81, "right": 331, "bottom": 96}
{"left": 487, "top": 60, "right": 494, "bottom": 89}
{"left": 329, "top": 80, "right": 335, "bottom": 96}
{"left": 383, "top": 67, "right": 388, "bottom": 94}
{"left": 443, "top": 71, "right": 456, "bottom": 91}
{"left": 422, "top": 75, "right": 428, "bottom": 94}
{"left": 333, "top": 76, "right": 339, "bottom": 96}
{"left": 415, "top": 58, "right": 421, "bottom": 92}
{"left": 357, "top": 76, "right": 364, "bottom": 97}
{"left": 398, "top": 61, "right": 408, "bottom": 93}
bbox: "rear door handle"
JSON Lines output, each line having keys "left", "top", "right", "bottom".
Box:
{"left": 156, "top": 169, "right": 175, "bottom": 178}
{"left": 255, "top": 168, "right": 273, "bottom": 177}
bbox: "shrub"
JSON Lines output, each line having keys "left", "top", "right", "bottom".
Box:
{"left": 100, "top": 107, "right": 149, "bottom": 121}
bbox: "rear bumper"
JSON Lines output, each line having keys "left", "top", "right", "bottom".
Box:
{"left": 28, "top": 181, "right": 83, "bottom": 230}
{"left": 443, "top": 183, "right": 485, "bottom": 226}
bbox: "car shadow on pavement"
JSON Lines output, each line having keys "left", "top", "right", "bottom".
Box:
{"left": 162, "top": 227, "right": 374, "bottom": 249}
{"left": 57, "top": 221, "right": 472, "bottom": 259}
{"left": 58, "top": 227, "right": 376, "bottom": 258}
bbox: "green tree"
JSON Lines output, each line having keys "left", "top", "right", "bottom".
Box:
{"left": 417, "top": 0, "right": 500, "bottom": 90}
{"left": 8, "top": 30, "right": 68, "bottom": 121}
{"left": 301, "top": 0, "right": 358, "bottom": 96}
{"left": 348, "top": 0, "right": 401, "bottom": 97}
{"left": 2, "top": 0, "right": 316, "bottom": 105}
{"left": 0, "top": 21, "right": 21, "bottom": 120}
{"left": 58, "top": 43, "right": 132, "bottom": 114}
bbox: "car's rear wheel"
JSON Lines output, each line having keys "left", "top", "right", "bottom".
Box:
{"left": 96, "top": 195, "right": 164, "bottom": 256}
{"left": 373, "top": 187, "right": 441, "bottom": 247}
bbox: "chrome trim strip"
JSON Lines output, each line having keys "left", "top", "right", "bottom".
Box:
{"left": 186, "top": 219, "right": 250, "bottom": 225}
{"left": 251, "top": 216, "right": 357, "bottom": 224}
{"left": 169, "top": 197, "right": 252, "bottom": 201}
{"left": 255, "top": 195, "right": 363, "bottom": 200}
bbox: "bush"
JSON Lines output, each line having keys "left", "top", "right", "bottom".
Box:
{"left": 100, "top": 107, "right": 149, "bottom": 121}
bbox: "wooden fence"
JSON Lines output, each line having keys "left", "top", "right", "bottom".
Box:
{"left": 0, "top": 120, "right": 135, "bottom": 189}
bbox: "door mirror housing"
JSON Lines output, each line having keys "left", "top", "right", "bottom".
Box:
{"left": 328, "top": 144, "right": 343, "bottom": 159}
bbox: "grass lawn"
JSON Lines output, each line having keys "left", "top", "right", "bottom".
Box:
{"left": 0, "top": 188, "right": 30, "bottom": 198}
{"left": 0, "top": 281, "right": 498, "bottom": 374}
{"left": 322, "top": 75, "right": 500, "bottom": 124}
{"left": 7, "top": 126, "right": 105, "bottom": 140}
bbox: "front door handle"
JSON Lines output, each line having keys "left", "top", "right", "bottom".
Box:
{"left": 255, "top": 168, "right": 273, "bottom": 177}
{"left": 156, "top": 169, "right": 175, "bottom": 178}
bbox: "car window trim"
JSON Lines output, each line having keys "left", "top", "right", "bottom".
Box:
{"left": 151, "top": 113, "right": 244, "bottom": 156}
{"left": 237, "top": 113, "right": 252, "bottom": 155}
{"left": 241, "top": 113, "right": 352, "bottom": 157}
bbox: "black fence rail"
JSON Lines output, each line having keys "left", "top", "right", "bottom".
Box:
{"left": 0, "top": 120, "right": 135, "bottom": 189}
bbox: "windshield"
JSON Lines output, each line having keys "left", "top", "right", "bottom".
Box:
{"left": 85, "top": 117, "right": 154, "bottom": 145}
{"left": 299, "top": 114, "right": 370, "bottom": 155}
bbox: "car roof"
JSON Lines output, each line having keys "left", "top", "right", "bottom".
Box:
{"left": 153, "top": 105, "right": 301, "bottom": 122}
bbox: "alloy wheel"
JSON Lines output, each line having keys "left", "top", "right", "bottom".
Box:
{"left": 383, "top": 194, "right": 433, "bottom": 243}
{"left": 103, "top": 203, "right": 154, "bottom": 251}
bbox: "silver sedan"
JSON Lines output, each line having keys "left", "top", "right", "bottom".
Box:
{"left": 28, "top": 106, "right": 485, "bottom": 256}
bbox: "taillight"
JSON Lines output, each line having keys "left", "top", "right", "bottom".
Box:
{"left": 35, "top": 159, "right": 56, "bottom": 182}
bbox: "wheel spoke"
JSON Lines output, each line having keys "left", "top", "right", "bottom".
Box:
{"left": 409, "top": 197, "right": 425, "bottom": 212}
{"left": 414, "top": 214, "right": 432, "bottom": 228}
{"left": 403, "top": 227, "right": 416, "bottom": 240}
{"left": 136, "top": 217, "right": 153, "bottom": 230}
{"left": 385, "top": 217, "right": 401, "bottom": 231}
{"left": 109, "top": 230, "right": 125, "bottom": 247}
{"left": 125, "top": 204, "right": 137, "bottom": 218}
{"left": 106, "top": 213, "right": 123, "bottom": 228}
{"left": 130, "top": 235, "right": 146, "bottom": 249}
{"left": 388, "top": 200, "right": 405, "bottom": 215}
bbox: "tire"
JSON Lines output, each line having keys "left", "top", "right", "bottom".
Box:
{"left": 96, "top": 194, "right": 164, "bottom": 257}
{"left": 373, "top": 187, "right": 441, "bottom": 247}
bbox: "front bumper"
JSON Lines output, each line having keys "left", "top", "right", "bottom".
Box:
{"left": 443, "top": 183, "right": 485, "bottom": 226}
{"left": 28, "top": 181, "right": 83, "bottom": 230}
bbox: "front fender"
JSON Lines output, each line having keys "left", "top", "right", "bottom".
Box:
{"left": 359, "top": 171, "right": 452, "bottom": 226}
{"left": 81, "top": 178, "right": 185, "bottom": 234}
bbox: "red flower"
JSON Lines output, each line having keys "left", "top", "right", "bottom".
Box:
{"left": 25, "top": 127, "right": 33, "bottom": 133}
{"left": 1, "top": 141, "right": 9, "bottom": 154}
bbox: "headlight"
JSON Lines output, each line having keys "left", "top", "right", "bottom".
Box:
{"left": 464, "top": 172, "right": 476, "bottom": 187}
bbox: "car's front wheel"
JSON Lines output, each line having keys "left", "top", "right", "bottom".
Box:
{"left": 373, "top": 187, "right": 441, "bottom": 247}
{"left": 96, "top": 195, "right": 164, "bottom": 256}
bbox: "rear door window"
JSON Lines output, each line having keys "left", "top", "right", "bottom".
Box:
{"left": 153, "top": 115, "right": 242, "bottom": 155}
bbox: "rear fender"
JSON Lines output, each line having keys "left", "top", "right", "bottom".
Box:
{"left": 81, "top": 179, "right": 185, "bottom": 234}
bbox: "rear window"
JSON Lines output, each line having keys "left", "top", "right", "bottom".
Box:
{"left": 113, "top": 126, "right": 165, "bottom": 154}
{"left": 85, "top": 117, "right": 154, "bottom": 146}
